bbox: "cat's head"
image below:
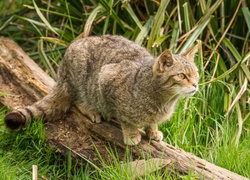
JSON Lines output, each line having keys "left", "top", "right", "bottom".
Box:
{"left": 153, "top": 45, "right": 199, "bottom": 97}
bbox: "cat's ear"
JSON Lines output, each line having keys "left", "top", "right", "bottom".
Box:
{"left": 181, "top": 44, "right": 198, "bottom": 61}
{"left": 153, "top": 49, "right": 175, "bottom": 74}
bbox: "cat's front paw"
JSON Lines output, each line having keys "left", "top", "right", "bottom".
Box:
{"left": 91, "top": 113, "right": 101, "bottom": 123}
{"left": 76, "top": 103, "right": 101, "bottom": 123}
{"left": 123, "top": 134, "right": 141, "bottom": 146}
{"left": 146, "top": 130, "right": 163, "bottom": 142}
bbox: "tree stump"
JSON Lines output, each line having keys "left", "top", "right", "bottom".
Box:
{"left": 0, "top": 37, "right": 248, "bottom": 179}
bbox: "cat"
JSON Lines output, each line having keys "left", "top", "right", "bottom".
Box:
{"left": 4, "top": 35, "right": 199, "bottom": 145}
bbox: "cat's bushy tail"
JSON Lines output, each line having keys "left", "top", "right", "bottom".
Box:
{"left": 4, "top": 80, "right": 73, "bottom": 131}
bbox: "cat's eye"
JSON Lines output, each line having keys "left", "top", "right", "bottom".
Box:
{"left": 178, "top": 73, "right": 186, "bottom": 79}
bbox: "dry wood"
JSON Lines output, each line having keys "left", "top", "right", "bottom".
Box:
{"left": 0, "top": 37, "right": 248, "bottom": 179}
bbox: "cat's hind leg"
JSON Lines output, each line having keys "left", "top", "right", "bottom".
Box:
{"left": 145, "top": 124, "right": 163, "bottom": 142}
{"left": 121, "top": 122, "right": 141, "bottom": 145}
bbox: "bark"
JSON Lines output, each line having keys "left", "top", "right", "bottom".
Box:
{"left": 0, "top": 37, "right": 248, "bottom": 180}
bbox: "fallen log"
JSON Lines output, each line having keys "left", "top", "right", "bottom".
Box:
{"left": 0, "top": 37, "right": 248, "bottom": 179}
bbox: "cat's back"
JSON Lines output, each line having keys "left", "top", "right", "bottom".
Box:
{"left": 59, "top": 35, "right": 154, "bottom": 110}
{"left": 64, "top": 35, "right": 153, "bottom": 66}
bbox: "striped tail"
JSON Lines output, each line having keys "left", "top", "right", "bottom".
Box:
{"left": 4, "top": 81, "right": 73, "bottom": 131}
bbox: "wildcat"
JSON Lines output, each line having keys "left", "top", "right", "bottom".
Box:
{"left": 4, "top": 35, "right": 199, "bottom": 145}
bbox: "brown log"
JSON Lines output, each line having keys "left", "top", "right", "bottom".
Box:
{"left": 0, "top": 37, "right": 248, "bottom": 179}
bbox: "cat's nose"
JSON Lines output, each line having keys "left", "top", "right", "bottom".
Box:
{"left": 193, "top": 83, "right": 198, "bottom": 88}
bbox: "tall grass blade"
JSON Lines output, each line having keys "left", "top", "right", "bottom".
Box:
{"left": 200, "top": 59, "right": 243, "bottom": 85}
{"left": 147, "top": 0, "right": 170, "bottom": 49}
{"left": 197, "top": 0, "right": 222, "bottom": 25}
{"left": 223, "top": 38, "right": 250, "bottom": 81}
{"left": 40, "top": 37, "right": 68, "bottom": 47}
{"left": 179, "top": 16, "right": 211, "bottom": 53}
{"left": 14, "top": 15, "right": 61, "bottom": 32}
{"left": 198, "top": 0, "right": 216, "bottom": 38}
{"left": 153, "top": 34, "right": 170, "bottom": 47}
{"left": 242, "top": 7, "right": 250, "bottom": 32}
{"left": 177, "top": 0, "right": 182, "bottom": 34}
{"left": 135, "top": 16, "right": 154, "bottom": 45}
{"left": 0, "top": 16, "right": 13, "bottom": 31}
{"left": 23, "top": 4, "right": 82, "bottom": 21}
{"left": 124, "top": 3, "right": 143, "bottom": 29}
{"left": 205, "top": 0, "right": 241, "bottom": 67}
{"left": 170, "top": 22, "right": 180, "bottom": 52}
{"left": 65, "top": 0, "right": 75, "bottom": 39}
{"left": 225, "top": 77, "right": 248, "bottom": 117}
{"left": 242, "top": 51, "right": 250, "bottom": 64}
{"left": 222, "top": 38, "right": 241, "bottom": 61}
{"left": 60, "top": 142, "right": 102, "bottom": 173}
{"left": 32, "top": 0, "right": 59, "bottom": 35}
{"left": 234, "top": 103, "right": 243, "bottom": 146}
{"left": 183, "top": 2, "right": 191, "bottom": 32}
{"left": 83, "top": 4, "right": 104, "bottom": 37}
{"left": 67, "top": 149, "right": 72, "bottom": 178}
{"left": 180, "top": 0, "right": 222, "bottom": 52}
{"left": 98, "top": 0, "right": 125, "bottom": 31}
{"left": 103, "top": 14, "right": 110, "bottom": 35}
{"left": 37, "top": 39, "right": 57, "bottom": 80}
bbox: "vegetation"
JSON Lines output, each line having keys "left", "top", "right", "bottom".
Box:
{"left": 0, "top": 0, "right": 249, "bottom": 179}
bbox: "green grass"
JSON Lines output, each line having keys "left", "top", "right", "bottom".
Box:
{"left": 0, "top": 0, "right": 249, "bottom": 179}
